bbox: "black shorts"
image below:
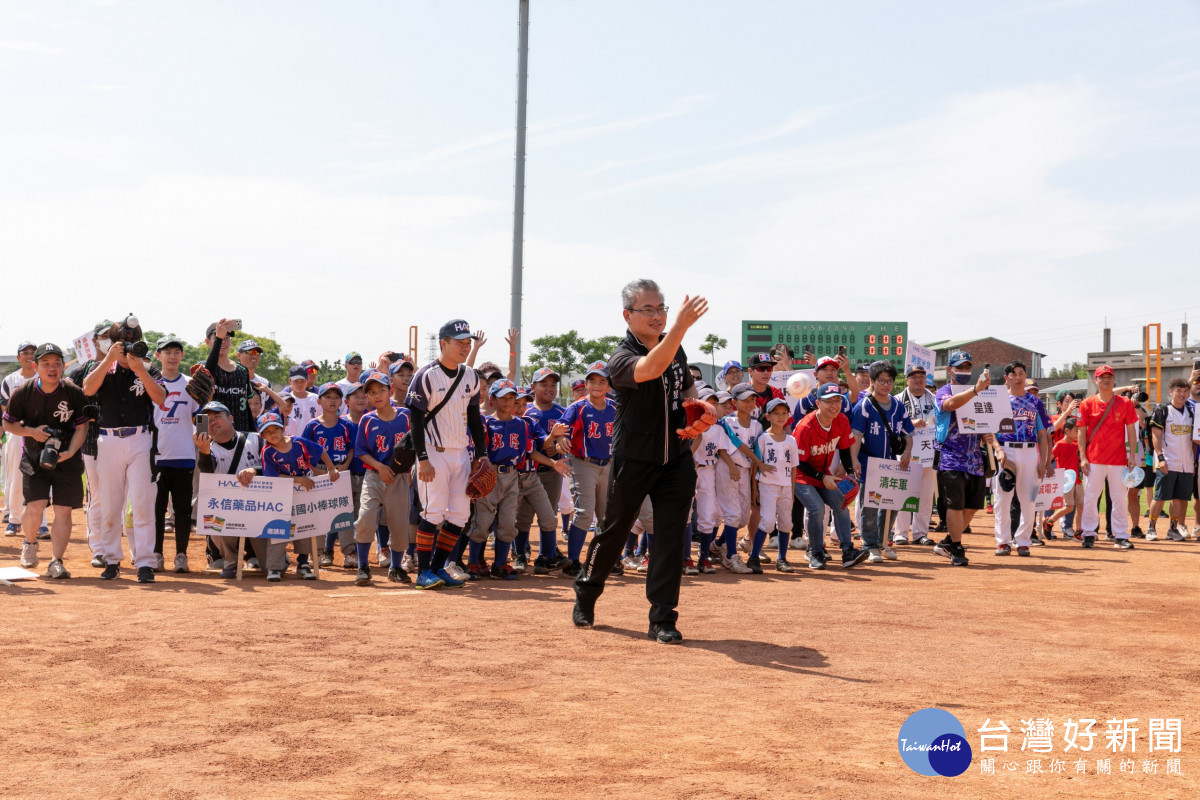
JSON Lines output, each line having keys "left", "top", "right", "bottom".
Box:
{"left": 1153, "top": 470, "right": 1194, "bottom": 503}
{"left": 1139, "top": 466, "right": 1156, "bottom": 489}
{"left": 937, "top": 469, "right": 987, "bottom": 511}
{"left": 23, "top": 456, "right": 85, "bottom": 509}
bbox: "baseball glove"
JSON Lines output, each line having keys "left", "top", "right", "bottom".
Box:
{"left": 676, "top": 398, "right": 718, "bottom": 440}
{"left": 187, "top": 364, "right": 214, "bottom": 405}
{"left": 465, "top": 459, "right": 497, "bottom": 500}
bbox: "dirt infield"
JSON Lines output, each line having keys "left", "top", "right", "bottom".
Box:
{"left": 2, "top": 514, "right": 1197, "bottom": 800}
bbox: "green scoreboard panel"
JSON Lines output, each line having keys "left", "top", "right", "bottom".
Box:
{"left": 742, "top": 320, "right": 909, "bottom": 369}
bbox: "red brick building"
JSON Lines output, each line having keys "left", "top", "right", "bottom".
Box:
{"left": 922, "top": 337, "right": 1045, "bottom": 384}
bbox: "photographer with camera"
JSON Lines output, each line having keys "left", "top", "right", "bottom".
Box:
{"left": 2, "top": 344, "right": 90, "bottom": 577}
{"left": 81, "top": 316, "right": 167, "bottom": 583}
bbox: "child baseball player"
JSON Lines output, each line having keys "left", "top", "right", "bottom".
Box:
{"left": 468, "top": 380, "right": 571, "bottom": 580}
{"left": 557, "top": 361, "right": 617, "bottom": 577}
{"left": 711, "top": 382, "right": 766, "bottom": 574}
{"left": 151, "top": 335, "right": 199, "bottom": 573}
{"left": 303, "top": 382, "right": 358, "bottom": 569}
{"left": 514, "top": 385, "right": 571, "bottom": 574}
{"left": 752, "top": 398, "right": 799, "bottom": 573}
{"left": 351, "top": 370, "right": 414, "bottom": 586}
{"left": 256, "top": 413, "right": 340, "bottom": 581}
{"left": 282, "top": 366, "right": 319, "bottom": 437}
{"left": 687, "top": 388, "right": 737, "bottom": 575}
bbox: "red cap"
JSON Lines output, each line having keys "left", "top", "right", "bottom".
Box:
{"left": 815, "top": 356, "right": 839, "bottom": 370}
{"left": 1094, "top": 365, "right": 1114, "bottom": 378}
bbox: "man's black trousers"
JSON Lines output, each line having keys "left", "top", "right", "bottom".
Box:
{"left": 575, "top": 451, "right": 696, "bottom": 625}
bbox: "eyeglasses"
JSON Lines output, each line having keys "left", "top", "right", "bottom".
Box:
{"left": 626, "top": 306, "right": 669, "bottom": 316}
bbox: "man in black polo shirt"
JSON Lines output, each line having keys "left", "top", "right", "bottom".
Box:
{"left": 573, "top": 278, "right": 708, "bottom": 644}
{"left": 3, "top": 344, "right": 90, "bottom": 577}
{"left": 204, "top": 318, "right": 260, "bottom": 433}
{"left": 82, "top": 324, "right": 167, "bottom": 583}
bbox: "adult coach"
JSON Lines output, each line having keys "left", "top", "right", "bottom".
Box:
{"left": 573, "top": 279, "right": 707, "bottom": 644}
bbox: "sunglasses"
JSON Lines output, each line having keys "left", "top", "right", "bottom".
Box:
{"left": 751, "top": 365, "right": 773, "bottom": 373}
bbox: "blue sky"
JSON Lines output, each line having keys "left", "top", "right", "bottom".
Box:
{"left": 2, "top": 0, "right": 1198, "bottom": 372}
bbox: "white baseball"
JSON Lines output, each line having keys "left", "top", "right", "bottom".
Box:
{"left": 786, "top": 372, "right": 816, "bottom": 399}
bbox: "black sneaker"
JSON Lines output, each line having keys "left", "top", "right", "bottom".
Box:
{"left": 1082, "top": 535, "right": 1096, "bottom": 548}
{"left": 100, "top": 563, "right": 120, "bottom": 580}
{"left": 610, "top": 561, "right": 624, "bottom": 576}
{"left": 533, "top": 554, "right": 551, "bottom": 575}
{"left": 648, "top": 622, "right": 683, "bottom": 644}
{"left": 1166, "top": 526, "right": 1185, "bottom": 542}
{"left": 513, "top": 554, "right": 528, "bottom": 574}
{"left": 1114, "top": 538, "right": 1134, "bottom": 550}
{"left": 136, "top": 566, "right": 155, "bottom": 583}
{"left": 915, "top": 536, "right": 936, "bottom": 546}
{"left": 387, "top": 567, "right": 411, "bottom": 583}
{"left": 807, "top": 552, "right": 826, "bottom": 570}
{"left": 90, "top": 553, "right": 105, "bottom": 568}
{"left": 933, "top": 521, "right": 947, "bottom": 533}
{"left": 572, "top": 597, "right": 595, "bottom": 627}
{"left": 548, "top": 550, "right": 571, "bottom": 570}
{"left": 562, "top": 559, "right": 582, "bottom": 578}
{"left": 746, "top": 555, "right": 764, "bottom": 574}
{"left": 355, "top": 565, "right": 372, "bottom": 586}
{"left": 1029, "top": 533, "right": 1045, "bottom": 546}
{"left": 1130, "top": 526, "right": 1145, "bottom": 539}
{"left": 297, "top": 563, "right": 316, "bottom": 580}
{"left": 842, "top": 549, "right": 870, "bottom": 569}
{"left": 950, "top": 545, "right": 969, "bottom": 567}
{"left": 1105, "top": 532, "right": 1114, "bottom": 541}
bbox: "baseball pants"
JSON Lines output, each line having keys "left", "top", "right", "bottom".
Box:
{"left": 1081, "top": 463, "right": 1130, "bottom": 539}
{"left": 516, "top": 472, "right": 557, "bottom": 532}
{"left": 758, "top": 482, "right": 794, "bottom": 535}
{"left": 894, "top": 464, "right": 936, "bottom": 539}
{"left": 714, "top": 462, "right": 751, "bottom": 529}
{"left": 418, "top": 447, "right": 471, "bottom": 528}
{"left": 556, "top": 473, "right": 574, "bottom": 516}
{"left": 83, "top": 453, "right": 102, "bottom": 555}
{"left": 568, "top": 458, "right": 609, "bottom": 532}
{"left": 516, "top": 469, "right": 562, "bottom": 532}
{"left": 693, "top": 464, "right": 719, "bottom": 531}
{"left": 96, "top": 431, "right": 157, "bottom": 569}
{"left": 994, "top": 444, "right": 1040, "bottom": 547}
{"left": 469, "top": 469, "right": 519, "bottom": 543}
{"left": 354, "top": 471, "right": 412, "bottom": 552}
{"left": 3, "top": 435, "right": 25, "bottom": 525}
{"left": 576, "top": 452, "right": 696, "bottom": 626}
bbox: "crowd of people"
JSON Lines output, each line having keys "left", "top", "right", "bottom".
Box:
{"left": 3, "top": 305, "right": 1198, "bottom": 588}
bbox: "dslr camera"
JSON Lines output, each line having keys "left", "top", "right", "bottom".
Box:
{"left": 112, "top": 314, "right": 149, "bottom": 359}
{"left": 19, "top": 427, "right": 64, "bottom": 476}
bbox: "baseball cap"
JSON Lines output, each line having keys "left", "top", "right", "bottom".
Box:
{"left": 584, "top": 360, "right": 608, "bottom": 379}
{"left": 855, "top": 363, "right": 870, "bottom": 374}
{"left": 748, "top": 353, "right": 773, "bottom": 370}
{"left": 714, "top": 390, "right": 733, "bottom": 404}
{"left": 489, "top": 379, "right": 518, "bottom": 398}
{"left": 948, "top": 351, "right": 973, "bottom": 368}
{"left": 531, "top": 367, "right": 560, "bottom": 384}
{"left": 343, "top": 381, "right": 364, "bottom": 395}
{"left": 361, "top": 370, "right": 390, "bottom": 389}
{"left": 720, "top": 360, "right": 743, "bottom": 376}
{"left": 237, "top": 339, "right": 262, "bottom": 354}
{"left": 93, "top": 320, "right": 114, "bottom": 337}
{"left": 389, "top": 357, "right": 414, "bottom": 375}
{"left": 516, "top": 384, "right": 534, "bottom": 400}
{"left": 16, "top": 340, "right": 35, "bottom": 353}
{"left": 815, "top": 382, "right": 842, "bottom": 400}
{"left": 571, "top": 378, "right": 585, "bottom": 391}
{"left": 697, "top": 387, "right": 717, "bottom": 401}
{"left": 481, "top": 369, "right": 503, "bottom": 381}
{"left": 438, "top": 319, "right": 473, "bottom": 340}
{"left": 344, "top": 350, "right": 362, "bottom": 363}
{"left": 201, "top": 401, "right": 230, "bottom": 414}
{"left": 256, "top": 414, "right": 284, "bottom": 434}
{"left": 814, "top": 356, "right": 839, "bottom": 370}
{"left": 288, "top": 365, "right": 307, "bottom": 380}
{"left": 316, "top": 381, "right": 343, "bottom": 398}
{"left": 205, "top": 322, "right": 218, "bottom": 340}
{"left": 1094, "top": 365, "right": 1114, "bottom": 378}
{"left": 300, "top": 359, "right": 318, "bottom": 373}
{"left": 764, "top": 397, "right": 790, "bottom": 414}
{"left": 905, "top": 364, "right": 927, "bottom": 377}
{"left": 34, "top": 343, "right": 64, "bottom": 362}
{"left": 731, "top": 382, "right": 756, "bottom": 400}
{"left": 155, "top": 334, "right": 184, "bottom": 352}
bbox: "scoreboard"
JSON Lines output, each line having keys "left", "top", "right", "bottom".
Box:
{"left": 741, "top": 320, "right": 909, "bottom": 369}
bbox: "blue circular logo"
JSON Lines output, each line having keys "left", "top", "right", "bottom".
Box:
{"left": 898, "top": 708, "right": 972, "bottom": 776}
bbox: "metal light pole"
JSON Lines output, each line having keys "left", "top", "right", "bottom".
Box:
{"left": 510, "top": 0, "right": 530, "bottom": 370}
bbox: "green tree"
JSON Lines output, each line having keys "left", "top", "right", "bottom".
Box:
{"left": 528, "top": 331, "right": 588, "bottom": 379}
{"left": 142, "top": 329, "right": 209, "bottom": 372}
{"left": 313, "top": 359, "right": 344, "bottom": 385}
{"left": 1048, "top": 361, "right": 1088, "bottom": 380}
{"left": 698, "top": 333, "right": 728, "bottom": 374}
{"left": 229, "top": 332, "right": 295, "bottom": 384}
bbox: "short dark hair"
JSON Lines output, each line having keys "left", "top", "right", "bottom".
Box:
{"left": 1169, "top": 377, "right": 1189, "bottom": 390}
{"left": 869, "top": 361, "right": 897, "bottom": 381}
{"left": 1003, "top": 361, "right": 1027, "bottom": 376}
{"left": 1064, "top": 417, "right": 1077, "bottom": 430}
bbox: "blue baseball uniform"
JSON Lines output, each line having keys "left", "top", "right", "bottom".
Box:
{"left": 355, "top": 408, "right": 411, "bottom": 471}
{"left": 560, "top": 397, "right": 617, "bottom": 460}
{"left": 261, "top": 436, "right": 323, "bottom": 477}
{"left": 340, "top": 416, "right": 366, "bottom": 476}
{"left": 303, "top": 418, "right": 355, "bottom": 468}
